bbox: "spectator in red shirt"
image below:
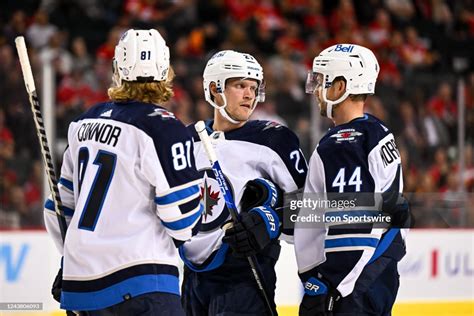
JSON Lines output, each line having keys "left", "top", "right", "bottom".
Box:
{"left": 400, "top": 26, "right": 435, "bottom": 69}
{"left": 427, "top": 81, "right": 456, "bottom": 123}
{"left": 225, "top": 0, "right": 257, "bottom": 22}
{"left": 378, "top": 46, "right": 402, "bottom": 88}
{"left": 96, "top": 27, "right": 122, "bottom": 61}
{"left": 367, "top": 8, "right": 392, "bottom": 47}
{"left": 328, "top": 0, "right": 358, "bottom": 35}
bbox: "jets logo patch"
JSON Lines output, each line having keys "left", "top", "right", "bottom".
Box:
{"left": 330, "top": 129, "right": 363, "bottom": 143}
{"left": 263, "top": 121, "right": 283, "bottom": 131}
{"left": 201, "top": 178, "right": 220, "bottom": 222}
{"left": 197, "top": 169, "right": 233, "bottom": 232}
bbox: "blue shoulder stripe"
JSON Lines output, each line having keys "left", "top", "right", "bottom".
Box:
{"left": 155, "top": 185, "right": 199, "bottom": 206}
{"left": 44, "top": 199, "right": 74, "bottom": 216}
{"left": 162, "top": 204, "right": 202, "bottom": 230}
{"left": 325, "top": 237, "right": 379, "bottom": 249}
{"left": 59, "top": 178, "right": 74, "bottom": 191}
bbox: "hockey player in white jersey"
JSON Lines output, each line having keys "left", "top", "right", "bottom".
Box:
{"left": 294, "top": 44, "right": 410, "bottom": 315}
{"left": 179, "top": 50, "right": 308, "bottom": 315}
{"left": 43, "top": 29, "right": 202, "bottom": 315}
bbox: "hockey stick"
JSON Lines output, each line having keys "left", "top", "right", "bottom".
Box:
{"left": 195, "top": 121, "right": 276, "bottom": 316}
{"left": 15, "top": 36, "right": 67, "bottom": 242}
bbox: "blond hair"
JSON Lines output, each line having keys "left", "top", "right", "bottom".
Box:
{"left": 108, "top": 67, "right": 175, "bottom": 105}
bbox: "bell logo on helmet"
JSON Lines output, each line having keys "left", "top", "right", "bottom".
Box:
{"left": 333, "top": 44, "right": 354, "bottom": 53}
{"left": 211, "top": 51, "right": 227, "bottom": 59}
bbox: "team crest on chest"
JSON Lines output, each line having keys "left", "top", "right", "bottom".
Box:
{"left": 198, "top": 169, "right": 233, "bottom": 232}
{"left": 201, "top": 177, "right": 220, "bottom": 221}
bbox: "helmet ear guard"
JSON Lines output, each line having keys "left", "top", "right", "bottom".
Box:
{"left": 113, "top": 29, "right": 170, "bottom": 83}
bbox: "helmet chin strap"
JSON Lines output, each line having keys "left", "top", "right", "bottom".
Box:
{"left": 219, "top": 108, "right": 241, "bottom": 125}
{"left": 112, "top": 62, "right": 121, "bottom": 87}
{"left": 321, "top": 86, "right": 350, "bottom": 119}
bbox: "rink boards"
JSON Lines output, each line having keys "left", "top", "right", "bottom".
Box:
{"left": 1, "top": 230, "right": 472, "bottom": 316}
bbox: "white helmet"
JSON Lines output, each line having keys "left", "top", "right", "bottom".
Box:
{"left": 113, "top": 29, "right": 170, "bottom": 84}
{"left": 306, "top": 44, "right": 379, "bottom": 119}
{"left": 203, "top": 50, "right": 265, "bottom": 124}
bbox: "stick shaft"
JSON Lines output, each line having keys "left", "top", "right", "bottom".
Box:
{"left": 15, "top": 36, "right": 67, "bottom": 242}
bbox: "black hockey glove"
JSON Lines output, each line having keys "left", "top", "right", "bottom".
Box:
{"left": 240, "top": 178, "right": 282, "bottom": 211}
{"left": 223, "top": 206, "right": 279, "bottom": 257}
{"left": 389, "top": 198, "right": 411, "bottom": 227}
{"left": 299, "top": 276, "right": 341, "bottom": 316}
{"left": 51, "top": 268, "right": 63, "bottom": 303}
{"left": 382, "top": 191, "right": 411, "bottom": 227}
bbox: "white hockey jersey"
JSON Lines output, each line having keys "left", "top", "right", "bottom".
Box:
{"left": 180, "top": 120, "right": 307, "bottom": 271}
{"left": 44, "top": 101, "right": 202, "bottom": 311}
{"left": 294, "top": 114, "right": 407, "bottom": 297}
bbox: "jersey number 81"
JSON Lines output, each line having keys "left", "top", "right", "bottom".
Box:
{"left": 171, "top": 141, "right": 192, "bottom": 171}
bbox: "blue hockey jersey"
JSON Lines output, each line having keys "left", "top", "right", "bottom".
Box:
{"left": 180, "top": 120, "right": 308, "bottom": 271}
{"left": 294, "top": 114, "right": 407, "bottom": 297}
{"left": 43, "top": 101, "right": 202, "bottom": 310}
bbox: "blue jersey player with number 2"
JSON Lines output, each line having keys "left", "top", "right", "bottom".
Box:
{"left": 43, "top": 29, "right": 202, "bottom": 315}
{"left": 294, "top": 44, "right": 410, "bottom": 316}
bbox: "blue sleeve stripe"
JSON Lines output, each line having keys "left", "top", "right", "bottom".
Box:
{"left": 368, "top": 228, "right": 400, "bottom": 264}
{"left": 325, "top": 237, "right": 379, "bottom": 249}
{"left": 162, "top": 204, "right": 202, "bottom": 230}
{"left": 44, "top": 199, "right": 74, "bottom": 217}
{"left": 155, "top": 185, "right": 200, "bottom": 206}
{"left": 179, "top": 243, "right": 229, "bottom": 272}
{"left": 59, "top": 178, "right": 74, "bottom": 191}
{"left": 61, "top": 274, "right": 179, "bottom": 311}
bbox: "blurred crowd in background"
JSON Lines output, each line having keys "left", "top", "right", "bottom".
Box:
{"left": 0, "top": 0, "right": 473, "bottom": 229}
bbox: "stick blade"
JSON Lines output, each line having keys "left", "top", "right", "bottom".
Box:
{"left": 15, "top": 36, "right": 36, "bottom": 93}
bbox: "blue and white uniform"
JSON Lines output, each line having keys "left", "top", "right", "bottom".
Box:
{"left": 180, "top": 120, "right": 307, "bottom": 270}
{"left": 295, "top": 114, "right": 407, "bottom": 300}
{"left": 180, "top": 119, "right": 307, "bottom": 315}
{"left": 44, "top": 101, "right": 202, "bottom": 311}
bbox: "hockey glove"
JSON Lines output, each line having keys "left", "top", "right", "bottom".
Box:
{"left": 223, "top": 206, "right": 279, "bottom": 257}
{"left": 240, "top": 178, "right": 282, "bottom": 211}
{"left": 51, "top": 268, "right": 63, "bottom": 303}
{"left": 299, "top": 276, "right": 341, "bottom": 316}
{"left": 390, "top": 195, "right": 411, "bottom": 227}
{"left": 382, "top": 192, "right": 411, "bottom": 227}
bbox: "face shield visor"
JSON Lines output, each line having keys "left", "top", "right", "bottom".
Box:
{"left": 305, "top": 72, "right": 324, "bottom": 95}
{"left": 255, "top": 79, "right": 266, "bottom": 103}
